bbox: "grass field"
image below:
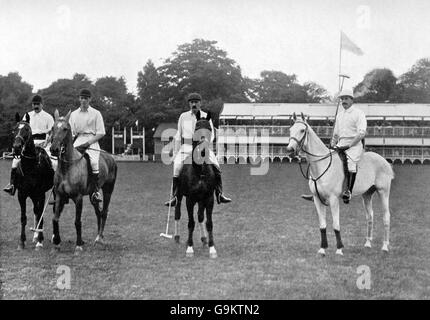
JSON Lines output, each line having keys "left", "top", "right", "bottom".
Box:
{"left": 1, "top": 160, "right": 429, "bottom": 299}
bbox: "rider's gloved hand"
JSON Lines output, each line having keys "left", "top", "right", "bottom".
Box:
{"left": 76, "top": 142, "right": 90, "bottom": 153}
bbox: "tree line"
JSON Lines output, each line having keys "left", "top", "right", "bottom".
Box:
{"left": 1, "top": 38, "right": 429, "bottom": 153}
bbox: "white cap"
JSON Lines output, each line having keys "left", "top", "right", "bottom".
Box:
{"left": 338, "top": 88, "right": 354, "bottom": 99}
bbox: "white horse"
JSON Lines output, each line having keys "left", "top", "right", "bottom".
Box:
{"left": 286, "top": 113, "right": 394, "bottom": 255}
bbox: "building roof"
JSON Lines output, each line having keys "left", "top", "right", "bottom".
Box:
{"left": 220, "top": 103, "right": 430, "bottom": 120}
{"left": 153, "top": 122, "right": 177, "bottom": 138}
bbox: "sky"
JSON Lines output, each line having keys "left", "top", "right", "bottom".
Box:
{"left": 0, "top": 0, "right": 429, "bottom": 97}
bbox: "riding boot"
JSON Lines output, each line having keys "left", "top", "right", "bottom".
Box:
{"left": 3, "top": 168, "right": 17, "bottom": 196}
{"left": 90, "top": 173, "right": 102, "bottom": 204}
{"left": 342, "top": 172, "right": 352, "bottom": 203}
{"left": 164, "top": 177, "right": 179, "bottom": 207}
{"left": 213, "top": 166, "right": 232, "bottom": 204}
{"left": 349, "top": 172, "right": 357, "bottom": 194}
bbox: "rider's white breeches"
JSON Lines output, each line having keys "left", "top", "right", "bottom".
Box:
{"left": 74, "top": 135, "right": 100, "bottom": 173}
{"left": 338, "top": 138, "right": 363, "bottom": 173}
{"left": 173, "top": 144, "right": 219, "bottom": 177}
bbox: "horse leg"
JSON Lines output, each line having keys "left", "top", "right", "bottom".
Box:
{"left": 362, "top": 192, "right": 374, "bottom": 248}
{"left": 206, "top": 195, "right": 217, "bottom": 258}
{"left": 197, "top": 201, "right": 207, "bottom": 246}
{"left": 52, "top": 196, "right": 65, "bottom": 249}
{"left": 329, "top": 196, "right": 344, "bottom": 255}
{"left": 378, "top": 188, "right": 391, "bottom": 252}
{"left": 95, "top": 187, "right": 112, "bottom": 244}
{"left": 185, "top": 197, "right": 195, "bottom": 257}
{"left": 74, "top": 196, "right": 84, "bottom": 253}
{"left": 174, "top": 195, "right": 182, "bottom": 243}
{"left": 18, "top": 192, "right": 27, "bottom": 250}
{"left": 313, "top": 195, "right": 328, "bottom": 256}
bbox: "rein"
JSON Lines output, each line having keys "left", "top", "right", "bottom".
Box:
{"left": 290, "top": 121, "right": 336, "bottom": 206}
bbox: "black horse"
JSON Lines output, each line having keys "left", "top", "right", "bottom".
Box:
{"left": 11, "top": 113, "right": 54, "bottom": 250}
{"left": 174, "top": 111, "right": 218, "bottom": 258}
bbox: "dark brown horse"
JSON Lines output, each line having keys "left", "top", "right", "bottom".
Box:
{"left": 174, "top": 111, "right": 218, "bottom": 258}
{"left": 49, "top": 110, "right": 117, "bottom": 254}
{"left": 11, "top": 113, "right": 54, "bottom": 250}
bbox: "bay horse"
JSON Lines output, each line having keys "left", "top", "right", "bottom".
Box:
{"left": 49, "top": 110, "right": 117, "bottom": 254}
{"left": 286, "top": 113, "right": 394, "bottom": 255}
{"left": 11, "top": 113, "right": 54, "bottom": 250}
{"left": 173, "top": 111, "right": 218, "bottom": 258}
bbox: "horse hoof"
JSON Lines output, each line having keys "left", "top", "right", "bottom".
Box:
{"left": 317, "top": 248, "right": 326, "bottom": 256}
{"left": 32, "top": 232, "right": 39, "bottom": 243}
{"left": 364, "top": 240, "right": 372, "bottom": 248}
{"left": 35, "top": 242, "right": 43, "bottom": 250}
{"left": 94, "top": 236, "right": 105, "bottom": 245}
{"left": 201, "top": 237, "right": 208, "bottom": 246}
{"left": 381, "top": 243, "right": 389, "bottom": 252}
{"left": 174, "top": 235, "right": 180, "bottom": 244}
{"left": 209, "top": 246, "right": 217, "bottom": 259}
{"left": 186, "top": 246, "right": 194, "bottom": 257}
{"left": 74, "top": 246, "right": 83, "bottom": 255}
{"left": 336, "top": 249, "right": 344, "bottom": 256}
{"left": 17, "top": 242, "right": 25, "bottom": 250}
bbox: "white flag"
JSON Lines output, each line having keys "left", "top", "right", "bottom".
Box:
{"left": 341, "top": 31, "right": 364, "bottom": 56}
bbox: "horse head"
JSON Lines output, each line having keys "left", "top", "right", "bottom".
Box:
{"left": 286, "top": 112, "right": 309, "bottom": 155}
{"left": 12, "top": 112, "right": 32, "bottom": 156}
{"left": 50, "top": 109, "right": 72, "bottom": 157}
{"left": 193, "top": 111, "right": 212, "bottom": 163}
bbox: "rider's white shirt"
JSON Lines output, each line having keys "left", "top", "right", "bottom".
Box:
{"left": 334, "top": 105, "right": 367, "bottom": 143}
{"left": 26, "top": 110, "right": 54, "bottom": 135}
{"left": 175, "top": 110, "right": 214, "bottom": 145}
{"left": 69, "top": 106, "right": 106, "bottom": 137}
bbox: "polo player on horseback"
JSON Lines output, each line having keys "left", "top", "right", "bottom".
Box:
{"left": 69, "top": 88, "right": 105, "bottom": 204}
{"left": 3, "top": 94, "right": 55, "bottom": 196}
{"left": 302, "top": 88, "right": 367, "bottom": 203}
{"left": 164, "top": 92, "right": 232, "bottom": 207}
{"left": 332, "top": 89, "right": 367, "bottom": 203}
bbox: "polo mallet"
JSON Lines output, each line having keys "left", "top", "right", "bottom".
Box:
{"left": 160, "top": 182, "right": 173, "bottom": 239}
{"left": 30, "top": 187, "right": 54, "bottom": 233}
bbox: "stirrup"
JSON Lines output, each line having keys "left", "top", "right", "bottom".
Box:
{"left": 3, "top": 184, "right": 16, "bottom": 196}
{"left": 216, "top": 193, "right": 232, "bottom": 204}
{"left": 164, "top": 196, "right": 177, "bottom": 207}
{"left": 301, "top": 194, "right": 314, "bottom": 201}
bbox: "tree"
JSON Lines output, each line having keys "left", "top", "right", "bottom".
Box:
{"left": 39, "top": 73, "right": 93, "bottom": 115}
{"left": 158, "top": 39, "right": 249, "bottom": 110}
{"left": 0, "top": 72, "right": 33, "bottom": 151}
{"left": 353, "top": 68, "right": 397, "bottom": 102}
{"left": 397, "top": 58, "right": 430, "bottom": 103}
{"left": 253, "top": 71, "right": 305, "bottom": 103}
{"left": 303, "top": 82, "right": 330, "bottom": 103}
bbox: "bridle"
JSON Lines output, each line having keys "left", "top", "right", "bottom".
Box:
{"left": 13, "top": 122, "right": 36, "bottom": 160}
{"left": 289, "top": 120, "right": 336, "bottom": 206}
{"left": 52, "top": 120, "right": 84, "bottom": 164}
